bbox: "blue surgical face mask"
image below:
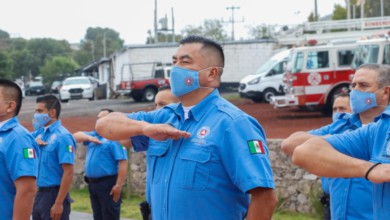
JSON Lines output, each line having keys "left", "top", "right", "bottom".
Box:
{"left": 169, "top": 66, "right": 220, "bottom": 97}
{"left": 332, "top": 112, "right": 351, "bottom": 122}
{"left": 33, "top": 113, "right": 51, "bottom": 130}
{"left": 350, "top": 89, "right": 378, "bottom": 114}
{"left": 332, "top": 112, "right": 342, "bottom": 121}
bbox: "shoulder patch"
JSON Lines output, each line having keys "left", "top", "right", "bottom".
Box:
{"left": 248, "top": 140, "right": 265, "bottom": 155}
{"left": 23, "top": 148, "right": 37, "bottom": 159}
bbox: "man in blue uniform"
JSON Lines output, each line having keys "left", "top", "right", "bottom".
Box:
{"left": 31, "top": 94, "right": 76, "bottom": 220}
{"left": 96, "top": 35, "right": 277, "bottom": 220}
{"left": 282, "top": 64, "right": 390, "bottom": 219}
{"left": 0, "top": 79, "right": 39, "bottom": 220}
{"left": 292, "top": 64, "right": 390, "bottom": 220}
{"left": 73, "top": 108, "right": 128, "bottom": 220}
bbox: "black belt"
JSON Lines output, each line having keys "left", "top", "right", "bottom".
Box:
{"left": 87, "top": 175, "right": 117, "bottom": 183}
{"left": 38, "top": 186, "right": 60, "bottom": 192}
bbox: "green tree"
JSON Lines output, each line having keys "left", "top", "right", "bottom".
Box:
{"left": 332, "top": 4, "right": 348, "bottom": 20}
{"left": 83, "top": 27, "right": 124, "bottom": 60}
{"left": 0, "top": 51, "right": 13, "bottom": 79}
{"left": 247, "top": 24, "right": 270, "bottom": 39}
{"left": 10, "top": 49, "right": 38, "bottom": 79}
{"left": 27, "top": 38, "right": 73, "bottom": 76}
{"left": 0, "top": 29, "right": 11, "bottom": 50}
{"left": 40, "top": 56, "right": 79, "bottom": 84}
{"left": 181, "top": 19, "right": 229, "bottom": 42}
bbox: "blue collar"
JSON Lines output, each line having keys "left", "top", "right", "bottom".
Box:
{"left": 45, "top": 120, "right": 62, "bottom": 133}
{"left": 172, "top": 89, "right": 220, "bottom": 122}
{"left": 374, "top": 105, "right": 390, "bottom": 122}
{"left": 0, "top": 117, "right": 19, "bottom": 132}
{"left": 348, "top": 113, "right": 363, "bottom": 128}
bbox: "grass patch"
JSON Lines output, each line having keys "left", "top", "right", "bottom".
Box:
{"left": 272, "top": 211, "right": 320, "bottom": 220}
{"left": 70, "top": 188, "right": 144, "bottom": 219}
{"left": 221, "top": 92, "right": 240, "bottom": 100}
{"left": 71, "top": 189, "right": 320, "bottom": 220}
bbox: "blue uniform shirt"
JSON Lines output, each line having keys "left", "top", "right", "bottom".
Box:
{"left": 310, "top": 113, "right": 373, "bottom": 219}
{"left": 128, "top": 89, "right": 275, "bottom": 220}
{"left": 83, "top": 131, "right": 128, "bottom": 178}
{"left": 0, "top": 117, "right": 39, "bottom": 220}
{"left": 326, "top": 105, "right": 390, "bottom": 220}
{"left": 32, "top": 120, "right": 76, "bottom": 187}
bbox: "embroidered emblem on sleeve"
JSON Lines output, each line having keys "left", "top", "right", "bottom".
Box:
{"left": 248, "top": 140, "right": 265, "bottom": 155}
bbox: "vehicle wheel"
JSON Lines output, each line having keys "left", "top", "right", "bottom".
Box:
{"left": 143, "top": 88, "right": 157, "bottom": 102}
{"left": 88, "top": 93, "right": 95, "bottom": 101}
{"left": 251, "top": 96, "right": 263, "bottom": 103}
{"left": 262, "top": 88, "right": 277, "bottom": 103}
{"left": 60, "top": 99, "right": 68, "bottom": 103}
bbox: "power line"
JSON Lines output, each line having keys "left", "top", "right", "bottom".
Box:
{"left": 223, "top": 6, "right": 244, "bottom": 41}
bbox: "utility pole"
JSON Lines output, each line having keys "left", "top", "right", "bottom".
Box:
{"left": 154, "top": 0, "right": 158, "bottom": 43}
{"left": 103, "top": 32, "right": 107, "bottom": 57}
{"left": 225, "top": 6, "right": 244, "bottom": 41}
{"left": 314, "top": 0, "right": 318, "bottom": 21}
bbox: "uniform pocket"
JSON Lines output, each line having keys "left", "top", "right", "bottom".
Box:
{"left": 178, "top": 147, "right": 212, "bottom": 190}
{"left": 147, "top": 141, "right": 169, "bottom": 184}
{"left": 41, "top": 146, "right": 56, "bottom": 177}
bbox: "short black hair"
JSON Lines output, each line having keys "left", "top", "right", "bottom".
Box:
{"left": 100, "top": 108, "right": 114, "bottom": 113}
{"left": 158, "top": 84, "right": 171, "bottom": 92}
{"left": 0, "top": 79, "right": 23, "bottom": 116}
{"left": 179, "top": 35, "right": 225, "bottom": 67}
{"left": 36, "top": 95, "right": 61, "bottom": 118}
{"left": 335, "top": 93, "right": 350, "bottom": 99}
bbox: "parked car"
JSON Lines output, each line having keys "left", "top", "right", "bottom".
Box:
{"left": 25, "top": 81, "right": 46, "bottom": 96}
{"left": 50, "top": 80, "right": 62, "bottom": 94}
{"left": 59, "top": 76, "right": 98, "bottom": 103}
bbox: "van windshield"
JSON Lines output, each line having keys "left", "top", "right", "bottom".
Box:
{"left": 255, "top": 59, "right": 278, "bottom": 74}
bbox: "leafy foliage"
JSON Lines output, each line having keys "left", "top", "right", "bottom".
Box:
{"left": 0, "top": 51, "right": 13, "bottom": 79}
{"left": 40, "top": 56, "right": 79, "bottom": 84}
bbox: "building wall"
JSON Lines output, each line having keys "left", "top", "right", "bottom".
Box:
{"left": 108, "top": 40, "right": 283, "bottom": 92}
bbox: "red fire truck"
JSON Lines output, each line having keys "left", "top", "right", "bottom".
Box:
{"left": 351, "top": 34, "right": 390, "bottom": 68}
{"left": 271, "top": 41, "right": 356, "bottom": 115}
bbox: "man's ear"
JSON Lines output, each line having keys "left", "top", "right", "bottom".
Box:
{"left": 207, "top": 67, "right": 220, "bottom": 82}
{"left": 7, "top": 101, "right": 16, "bottom": 113}
{"left": 384, "top": 86, "right": 390, "bottom": 101}
{"left": 49, "top": 108, "right": 57, "bottom": 118}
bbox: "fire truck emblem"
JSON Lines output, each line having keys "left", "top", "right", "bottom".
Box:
{"left": 185, "top": 77, "right": 193, "bottom": 86}
{"left": 197, "top": 126, "right": 210, "bottom": 139}
{"left": 308, "top": 72, "right": 322, "bottom": 85}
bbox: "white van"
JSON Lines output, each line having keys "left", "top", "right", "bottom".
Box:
{"left": 238, "top": 49, "right": 290, "bottom": 103}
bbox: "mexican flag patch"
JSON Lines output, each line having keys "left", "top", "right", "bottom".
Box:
{"left": 23, "top": 148, "right": 36, "bottom": 159}
{"left": 67, "top": 145, "right": 74, "bottom": 153}
{"left": 248, "top": 140, "right": 265, "bottom": 155}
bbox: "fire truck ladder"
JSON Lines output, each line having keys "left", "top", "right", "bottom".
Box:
{"left": 277, "top": 16, "right": 390, "bottom": 46}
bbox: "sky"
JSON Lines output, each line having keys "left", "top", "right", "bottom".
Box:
{"left": 0, "top": 0, "right": 346, "bottom": 45}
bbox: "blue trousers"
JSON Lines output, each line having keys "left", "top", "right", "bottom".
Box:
{"left": 87, "top": 175, "right": 122, "bottom": 220}
{"left": 32, "top": 187, "right": 72, "bottom": 220}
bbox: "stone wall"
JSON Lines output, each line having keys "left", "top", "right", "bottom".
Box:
{"left": 73, "top": 139, "right": 322, "bottom": 214}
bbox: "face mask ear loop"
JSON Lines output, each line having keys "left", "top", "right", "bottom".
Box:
{"left": 198, "top": 67, "right": 223, "bottom": 90}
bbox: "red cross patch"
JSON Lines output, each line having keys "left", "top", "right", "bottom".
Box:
{"left": 185, "top": 77, "right": 193, "bottom": 86}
